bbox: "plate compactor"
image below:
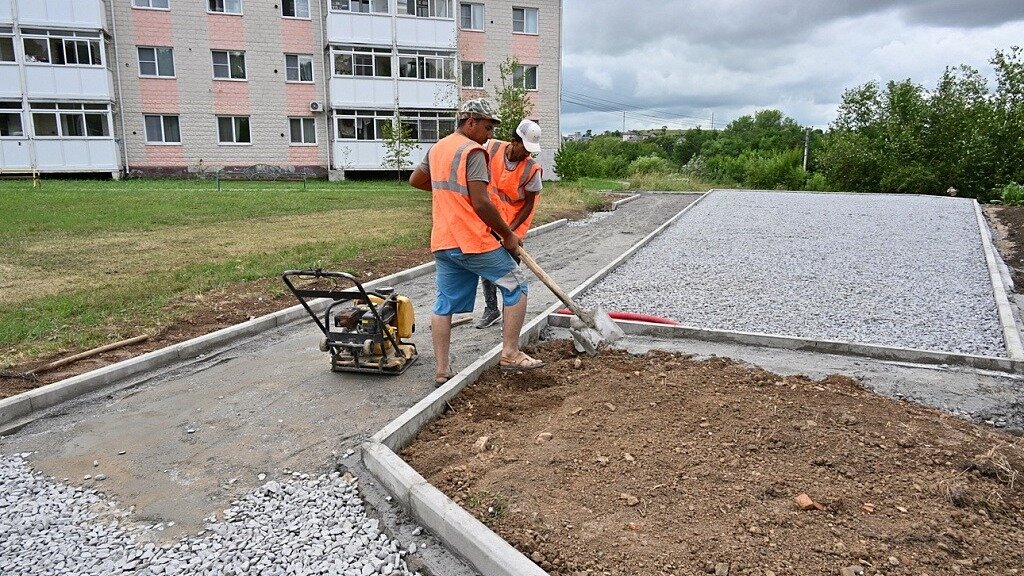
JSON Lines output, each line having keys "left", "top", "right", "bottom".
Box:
{"left": 282, "top": 269, "right": 418, "bottom": 375}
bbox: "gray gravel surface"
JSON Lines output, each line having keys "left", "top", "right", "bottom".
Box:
{"left": 0, "top": 454, "right": 422, "bottom": 576}
{"left": 580, "top": 190, "right": 1006, "bottom": 357}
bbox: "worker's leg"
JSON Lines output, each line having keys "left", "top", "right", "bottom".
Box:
{"left": 432, "top": 249, "right": 480, "bottom": 382}
{"left": 500, "top": 292, "right": 527, "bottom": 359}
{"left": 476, "top": 279, "right": 501, "bottom": 328}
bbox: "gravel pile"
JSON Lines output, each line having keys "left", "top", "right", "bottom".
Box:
{"left": 1, "top": 454, "right": 422, "bottom": 576}
{"left": 580, "top": 190, "right": 1006, "bottom": 357}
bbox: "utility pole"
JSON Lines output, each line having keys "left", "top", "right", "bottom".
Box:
{"left": 710, "top": 112, "right": 714, "bottom": 130}
{"left": 622, "top": 111, "right": 625, "bottom": 133}
{"left": 802, "top": 127, "right": 811, "bottom": 171}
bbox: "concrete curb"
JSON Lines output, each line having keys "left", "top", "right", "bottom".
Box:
{"left": 546, "top": 314, "right": 1024, "bottom": 374}
{"left": 360, "top": 193, "right": 713, "bottom": 576}
{"left": 974, "top": 200, "right": 1024, "bottom": 360}
{"left": 0, "top": 218, "right": 571, "bottom": 434}
{"left": 610, "top": 193, "right": 641, "bottom": 210}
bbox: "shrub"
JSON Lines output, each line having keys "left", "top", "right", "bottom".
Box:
{"left": 1001, "top": 182, "right": 1024, "bottom": 206}
{"left": 628, "top": 155, "right": 672, "bottom": 176}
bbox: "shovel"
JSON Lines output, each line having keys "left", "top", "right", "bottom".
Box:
{"left": 516, "top": 246, "right": 624, "bottom": 355}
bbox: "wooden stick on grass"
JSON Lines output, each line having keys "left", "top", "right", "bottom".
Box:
{"left": 27, "top": 335, "right": 150, "bottom": 376}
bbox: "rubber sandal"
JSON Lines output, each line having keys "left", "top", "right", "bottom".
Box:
{"left": 499, "top": 352, "right": 545, "bottom": 372}
{"left": 434, "top": 370, "right": 456, "bottom": 387}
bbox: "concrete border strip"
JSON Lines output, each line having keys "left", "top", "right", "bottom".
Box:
{"left": 0, "top": 218, "right": 570, "bottom": 432}
{"left": 545, "top": 314, "right": 1023, "bottom": 374}
{"left": 974, "top": 200, "right": 1024, "bottom": 360}
{"left": 360, "top": 193, "right": 713, "bottom": 576}
{"left": 610, "top": 193, "right": 641, "bottom": 210}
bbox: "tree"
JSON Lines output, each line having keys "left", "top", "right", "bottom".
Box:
{"left": 493, "top": 57, "right": 535, "bottom": 141}
{"left": 381, "top": 116, "right": 415, "bottom": 181}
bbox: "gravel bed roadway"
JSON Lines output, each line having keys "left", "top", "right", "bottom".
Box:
{"left": 0, "top": 193, "right": 700, "bottom": 575}
{"left": 580, "top": 190, "right": 1006, "bottom": 357}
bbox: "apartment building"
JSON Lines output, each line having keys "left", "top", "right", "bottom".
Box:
{"left": 0, "top": 0, "right": 119, "bottom": 176}
{"left": 0, "top": 0, "right": 561, "bottom": 178}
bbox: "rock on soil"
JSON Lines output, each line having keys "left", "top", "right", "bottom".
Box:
{"left": 402, "top": 340, "right": 1024, "bottom": 576}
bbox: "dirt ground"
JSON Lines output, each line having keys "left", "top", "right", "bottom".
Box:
{"left": 984, "top": 205, "right": 1024, "bottom": 287}
{"left": 0, "top": 248, "right": 430, "bottom": 398}
{"left": 402, "top": 340, "right": 1024, "bottom": 576}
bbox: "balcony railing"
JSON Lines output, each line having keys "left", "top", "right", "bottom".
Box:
{"left": 327, "top": 11, "right": 456, "bottom": 49}
{"left": 333, "top": 140, "right": 431, "bottom": 170}
{"left": 15, "top": 0, "right": 106, "bottom": 30}
{"left": 329, "top": 76, "right": 456, "bottom": 109}
{"left": 23, "top": 65, "right": 113, "bottom": 100}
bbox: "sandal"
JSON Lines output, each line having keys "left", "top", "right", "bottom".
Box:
{"left": 434, "top": 370, "right": 456, "bottom": 387}
{"left": 499, "top": 351, "right": 545, "bottom": 372}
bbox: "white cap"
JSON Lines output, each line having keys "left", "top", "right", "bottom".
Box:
{"left": 515, "top": 119, "right": 542, "bottom": 153}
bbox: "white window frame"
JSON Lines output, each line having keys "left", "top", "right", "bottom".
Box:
{"left": 208, "top": 0, "right": 242, "bottom": 15}
{"left": 331, "top": 46, "right": 392, "bottom": 78}
{"left": 459, "top": 3, "right": 483, "bottom": 30}
{"left": 289, "top": 117, "right": 317, "bottom": 145}
{"left": 212, "top": 50, "right": 246, "bottom": 80}
{"left": 398, "top": 109, "right": 455, "bottom": 142}
{"left": 21, "top": 29, "right": 104, "bottom": 67}
{"left": 332, "top": 109, "right": 393, "bottom": 141}
{"left": 285, "top": 54, "right": 314, "bottom": 82}
{"left": 132, "top": 0, "right": 170, "bottom": 9}
{"left": 512, "top": 7, "right": 538, "bottom": 34}
{"left": 0, "top": 102, "right": 26, "bottom": 138}
{"left": 137, "top": 46, "right": 175, "bottom": 78}
{"left": 460, "top": 61, "right": 483, "bottom": 88}
{"left": 399, "top": 0, "right": 452, "bottom": 19}
{"left": 281, "top": 0, "right": 310, "bottom": 19}
{"left": 330, "top": 0, "right": 389, "bottom": 13}
{"left": 29, "top": 102, "right": 112, "bottom": 139}
{"left": 514, "top": 64, "right": 538, "bottom": 91}
{"left": 0, "top": 31, "right": 15, "bottom": 63}
{"left": 217, "top": 115, "right": 251, "bottom": 145}
{"left": 144, "top": 114, "right": 181, "bottom": 144}
{"left": 397, "top": 49, "right": 455, "bottom": 81}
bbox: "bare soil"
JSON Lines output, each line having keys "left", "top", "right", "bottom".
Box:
{"left": 984, "top": 205, "right": 1024, "bottom": 288}
{"left": 402, "top": 341, "right": 1024, "bottom": 576}
{"left": 0, "top": 248, "right": 429, "bottom": 398}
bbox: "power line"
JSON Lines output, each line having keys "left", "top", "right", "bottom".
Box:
{"left": 561, "top": 95, "right": 704, "bottom": 130}
{"left": 562, "top": 89, "right": 713, "bottom": 125}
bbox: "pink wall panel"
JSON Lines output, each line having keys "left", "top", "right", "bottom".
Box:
{"left": 289, "top": 146, "right": 320, "bottom": 165}
{"left": 511, "top": 33, "right": 540, "bottom": 64}
{"left": 132, "top": 9, "right": 174, "bottom": 45}
{"left": 212, "top": 80, "right": 250, "bottom": 115}
{"left": 459, "top": 32, "right": 486, "bottom": 62}
{"left": 281, "top": 18, "right": 314, "bottom": 54}
{"left": 285, "top": 83, "right": 318, "bottom": 116}
{"left": 139, "top": 78, "right": 179, "bottom": 112}
{"left": 207, "top": 14, "right": 245, "bottom": 49}
{"left": 138, "top": 144, "right": 186, "bottom": 166}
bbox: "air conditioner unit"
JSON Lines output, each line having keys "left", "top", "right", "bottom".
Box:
{"left": 309, "top": 101, "right": 323, "bottom": 113}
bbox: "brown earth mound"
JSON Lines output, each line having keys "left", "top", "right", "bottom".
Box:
{"left": 402, "top": 341, "right": 1024, "bottom": 576}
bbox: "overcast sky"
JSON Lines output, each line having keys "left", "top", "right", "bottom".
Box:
{"left": 560, "top": 0, "right": 1024, "bottom": 135}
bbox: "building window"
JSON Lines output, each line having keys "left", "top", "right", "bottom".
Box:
{"left": 289, "top": 117, "right": 316, "bottom": 144}
{"left": 461, "top": 61, "right": 483, "bottom": 88}
{"left": 397, "top": 49, "right": 455, "bottom": 80}
{"left": 0, "top": 37, "right": 14, "bottom": 62}
{"left": 144, "top": 114, "right": 181, "bottom": 144}
{"left": 399, "top": 109, "right": 455, "bottom": 142}
{"left": 332, "top": 46, "right": 391, "bottom": 78}
{"left": 512, "top": 7, "right": 538, "bottom": 34}
{"left": 285, "top": 54, "right": 314, "bottom": 82}
{"left": 333, "top": 109, "right": 393, "bottom": 141}
{"left": 331, "top": 0, "right": 389, "bottom": 12}
{"left": 282, "top": 0, "right": 310, "bottom": 18}
{"left": 30, "top": 102, "right": 111, "bottom": 138}
{"left": 217, "top": 116, "right": 251, "bottom": 144}
{"left": 459, "top": 3, "right": 483, "bottom": 30}
{"left": 0, "top": 102, "right": 25, "bottom": 137}
{"left": 208, "top": 0, "right": 242, "bottom": 14}
{"left": 21, "top": 30, "right": 103, "bottom": 66}
{"left": 133, "top": 0, "right": 169, "bottom": 8}
{"left": 514, "top": 64, "right": 537, "bottom": 90}
{"left": 137, "top": 47, "right": 175, "bottom": 77}
{"left": 399, "top": 0, "right": 451, "bottom": 18}
{"left": 212, "top": 50, "right": 246, "bottom": 79}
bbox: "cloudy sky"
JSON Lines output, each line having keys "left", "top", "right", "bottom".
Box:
{"left": 560, "top": 0, "right": 1024, "bottom": 135}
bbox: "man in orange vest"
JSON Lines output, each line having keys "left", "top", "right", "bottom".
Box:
{"left": 476, "top": 119, "right": 543, "bottom": 329}
{"left": 408, "top": 99, "right": 545, "bottom": 386}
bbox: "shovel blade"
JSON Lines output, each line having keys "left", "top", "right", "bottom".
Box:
{"left": 568, "top": 306, "right": 624, "bottom": 355}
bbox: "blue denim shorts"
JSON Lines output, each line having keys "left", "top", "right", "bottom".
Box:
{"left": 432, "top": 247, "right": 528, "bottom": 316}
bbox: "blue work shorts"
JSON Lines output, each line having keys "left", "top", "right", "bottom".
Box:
{"left": 432, "top": 247, "right": 528, "bottom": 316}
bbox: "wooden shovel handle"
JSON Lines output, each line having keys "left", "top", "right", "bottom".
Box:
{"left": 516, "top": 246, "right": 589, "bottom": 320}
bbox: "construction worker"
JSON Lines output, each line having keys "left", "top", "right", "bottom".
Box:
{"left": 408, "top": 99, "right": 545, "bottom": 386}
{"left": 476, "top": 119, "right": 544, "bottom": 329}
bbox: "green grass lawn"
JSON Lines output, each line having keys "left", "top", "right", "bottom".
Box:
{"left": 0, "top": 178, "right": 604, "bottom": 367}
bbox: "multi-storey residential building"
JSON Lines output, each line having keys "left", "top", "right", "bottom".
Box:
{"left": 0, "top": 0, "right": 561, "bottom": 179}
{"left": 1, "top": 0, "right": 119, "bottom": 176}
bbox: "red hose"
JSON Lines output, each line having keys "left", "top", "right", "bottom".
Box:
{"left": 555, "top": 308, "right": 682, "bottom": 326}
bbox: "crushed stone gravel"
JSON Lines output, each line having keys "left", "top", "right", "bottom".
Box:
{"left": 0, "top": 454, "right": 422, "bottom": 576}
{"left": 579, "top": 190, "right": 1006, "bottom": 357}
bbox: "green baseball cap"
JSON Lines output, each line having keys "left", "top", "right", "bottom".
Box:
{"left": 458, "top": 98, "right": 501, "bottom": 122}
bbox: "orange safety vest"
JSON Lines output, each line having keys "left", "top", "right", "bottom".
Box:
{"left": 486, "top": 140, "right": 543, "bottom": 238}
{"left": 428, "top": 132, "right": 499, "bottom": 254}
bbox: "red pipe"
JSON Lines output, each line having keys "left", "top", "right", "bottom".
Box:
{"left": 555, "top": 308, "right": 682, "bottom": 326}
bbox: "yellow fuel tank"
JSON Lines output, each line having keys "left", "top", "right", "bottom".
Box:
{"left": 361, "top": 295, "right": 415, "bottom": 339}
